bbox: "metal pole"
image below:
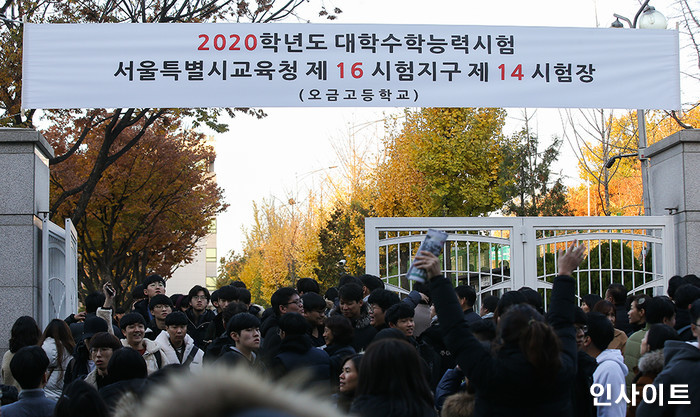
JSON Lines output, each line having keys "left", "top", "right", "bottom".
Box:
{"left": 637, "top": 109, "right": 651, "bottom": 215}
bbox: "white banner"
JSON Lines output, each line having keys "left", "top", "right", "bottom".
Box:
{"left": 22, "top": 23, "right": 680, "bottom": 109}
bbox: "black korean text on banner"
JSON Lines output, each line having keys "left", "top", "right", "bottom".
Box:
{"left": 22, "top": 23, "right": 680, "bottom": 109}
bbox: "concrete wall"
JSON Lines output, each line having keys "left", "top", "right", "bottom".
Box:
{"left": 0, "top": 128, "right": 54, "bottom": 359}
{"left": 646, "top": 129, "right": 700, "bottom": 276}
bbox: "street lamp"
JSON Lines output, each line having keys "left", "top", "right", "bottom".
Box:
{"left": 609, "top": 0, "right": 667, "bottom": 216}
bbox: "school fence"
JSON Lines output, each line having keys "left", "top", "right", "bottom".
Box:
{"left": 365, "top": 216, "right": 675, "bottom": 309}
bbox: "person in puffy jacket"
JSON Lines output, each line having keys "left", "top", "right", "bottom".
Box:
{"left": 119, "top": 313, "right": 169, "bottom": 374}
{"left": 40, "top": 319, "right": 76, "bottom": 401}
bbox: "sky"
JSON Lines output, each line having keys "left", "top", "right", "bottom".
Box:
{"left": 212, "top": 0, "right": 691, "bottom": 260}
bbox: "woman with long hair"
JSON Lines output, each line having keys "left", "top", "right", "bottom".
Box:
{"left": 323, "top": 315, "right": 355, "bottom": 387}
{"left": 335, "top": 353, "right": 362, "bottom": 412}
{"left": 414, "top": 244, "right": 586, "bottom": 416}
{"left": 41, "top": 319, "right": 76, "bottom": 400}
{"left": 592, "top": 299, "right": 628, "bottom": 353}
{"left": 350, "top": 339, "right": 436, "bottom": 417}
{"left": 2, "top": 316, "right": 41, "bottom": 390}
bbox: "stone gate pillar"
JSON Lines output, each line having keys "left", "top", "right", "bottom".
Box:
{"left": 0, "top": 128, "right": 53, "bottom": 357}
{"left": 646, "top": 129, "right": 700, "bottom": 276}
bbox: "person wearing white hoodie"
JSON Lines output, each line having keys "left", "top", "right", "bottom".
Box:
{"left": 155, "top": 312, "right": 203, "bottom": 372}
{"left": 583, "top": 312, "right": 629, "bottom": 417}
{"left": 119, "top": 313, "right": 169, "bottom": 374}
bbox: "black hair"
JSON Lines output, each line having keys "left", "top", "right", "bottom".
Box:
{"left": 9, "top": 316, "right": 41, "bottom": 353}
{"left": 218, "top": 285, "right": 239, "bottom": 302}
{"left": 107, "top": 347, "right": 147, "bottom": 381}
{"left": 237, "top": 288, "right": 252, "bottom": 305}
{"left": 338, "top": 283, "right": 363, "bottom": 303}
{"left": 455, "top": 285, "right": 477, "bottom": 307}
{"left": 271, "top": 287, "right": 298, "bottom": 317}
{"left": 645, "top": 324, "right": 679, "bottom": 352}
{"left": 54, "top": 380, "right": 108, "bottom": 417}
{"left": 518, "top": 287, "right": 543, "bottom": 314}
{"left": 164, "top": 311, "right": 188, "bottom": 327}
{"left": 170, "top": 294, "right": 188, "bottom": 311}
{"left": 667, "top": 275, "right": 685, "bottom": 299}
{"left": 230, "top": 280, "right": 247, "bottom": 289}
{"left": 296, "top": 277, "right": 320, "bottom": 294}
{"left": 586, "top": 312, "right": 615, "bottom": 352}
{"left": 324, "top": 315, "right": 354, "bottom": 346}
{"left": 324, "top": 287, "right": 339, "bottom": 301}
{"left": 10, "top": 345, "right": 49, "bottom": 389}
{"left": 222, "top": 302, "right": 249, "bottom": 325}
{"left": 470, "top": 318, "right": 496, "bottom": 342}
{"left": 481, "top": 295, "right": 499, "bottom": 313}
{"left": 385, "top": 302, "right": 414, "bottom": 325}
{"left": 210, "top": 289, "right": 220, "bottom": 302}
{"left": 645, "top": 296, "right": 675, "bottom": 325}
{"left": 119, "top": 312, "right": 147, "bottom": 330}
{"left": 582, "top": 294, "right": 603, "bottom": 310}
{"left": 131, "top": 284, "right": 145, "bottom": 300}
{"left": 89, "top": 332, "right": 122, "bottom": 350}
{"left": 149, "top": 294, "right": 173, "bottom": 311}
{"left": 360, "top": 274, "right": 385, "bottom": 292}
{"left": 144, "top": 274, "right": 166, "bottom": 287}
{"left": 114, "top": 307, "right": 126, "bottom": 315}
{"left": 85, "top": 291, "right": 106, "bottom": 314}
{"left": 302, "top": 292, "right": 327, "bottom": 312}
{"left": 674, "top": 284, "right": 700, "bottom": 310}
{"left": 187, "top": 285, "right": 211, "bottom": 301}
{"left": 367, "top": 289, "right": 400, "bottom": 312}
{"left": 278, "top": 312, "right": 309, "bottom": 336}
{"left": 574, "top": 306, "right": 588, "bottom": 325}
{"left": 606, "top": 283, "right": 628, "bottom": 306}
{"left": 494, "top": 290, "right": 527, "bottom": 321}
{"left": 226, "top": 312, "right": 261, "bottom": 335}
{"left": 338, "top": 275, "right": 363, "bottom": 288}
{"left": 499, "top": 304, "right": 562, "bottom": 376}
{"left": 683, "top": 274, "right": 700, "bottom": 287}
{"left": 633, "top": 294, "right": 653, "bottom": 314}
{"left": 372, "top": 328, "right": 408, "bottom": 343}
{"left": 356, "top": 339, "right": 434, "bottom": 416}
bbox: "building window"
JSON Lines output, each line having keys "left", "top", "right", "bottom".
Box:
{"left": 208, "top": 219, "right": 217, "bottom": 234}
{"left": 206, "top": 248, "right": 217, "bottom": 263}
{"left": 206, "top": 276, "right": 217, "bottom": 291}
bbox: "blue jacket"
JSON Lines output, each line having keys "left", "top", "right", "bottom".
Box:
{"left": 1, "top": 389, "right": 56, "bottom": 417}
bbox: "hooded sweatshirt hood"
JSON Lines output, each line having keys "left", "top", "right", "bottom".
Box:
{"left": 596, "top": 348, "right": 629, "bottom": 376}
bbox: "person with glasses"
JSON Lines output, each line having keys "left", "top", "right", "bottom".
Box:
{"left": 185, "top": 285, "right": 215, "bottom": 349}
{"left": 259, "top": 288, "right": 303, "bottom": 364}
{"left": 144, "top": 294, "right": 173, "bottom": 341}
{"left": 302, "top": 292, "right": 328, "bottom": 347}
{"left": 84, "top": 332, "right": 122, "bottom": 389}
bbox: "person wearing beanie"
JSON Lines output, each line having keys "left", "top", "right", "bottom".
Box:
{"left": 155, "top": 312, "right": 203, "bottom": 371}
{"left": 145, "top": 294, "right": 173, "bottom": 340}
{"left": 119, "top": 313, "right": 169, "bottom": 374}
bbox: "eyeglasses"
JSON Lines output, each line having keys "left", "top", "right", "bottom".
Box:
{"left": 575, "top": 325, "right": 588, "bottom": 334}
{"left": 285, "top": 299, "right": 303, "bottom": 306}
{"left": 192, "top": 295, "right": 208, "bottom": 301}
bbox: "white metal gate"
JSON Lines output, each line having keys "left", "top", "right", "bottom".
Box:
{"left": 41, "top": 215, "right": 78, "bottom": 329}
{"left": 365, "top": 216, "right": 675, "bottom": 308}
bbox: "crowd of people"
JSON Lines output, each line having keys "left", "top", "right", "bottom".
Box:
{"left": 0, "top": 244, "right": 699, "bottom": 417}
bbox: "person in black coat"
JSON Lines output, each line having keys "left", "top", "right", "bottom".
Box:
{"left": 323, "top": 315, "right": 356, "bottom": 387}
{"left": 413, "top": 243, "right": 586, "bottom": 417}
{"left": 272, "top": 313, "right": 330, "bottom": 390}
{"left": 184, "top": 285, "right": 216, "bottom": 349}
{"left": 350, "top": 338, "right": 436, "bottom": 417}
